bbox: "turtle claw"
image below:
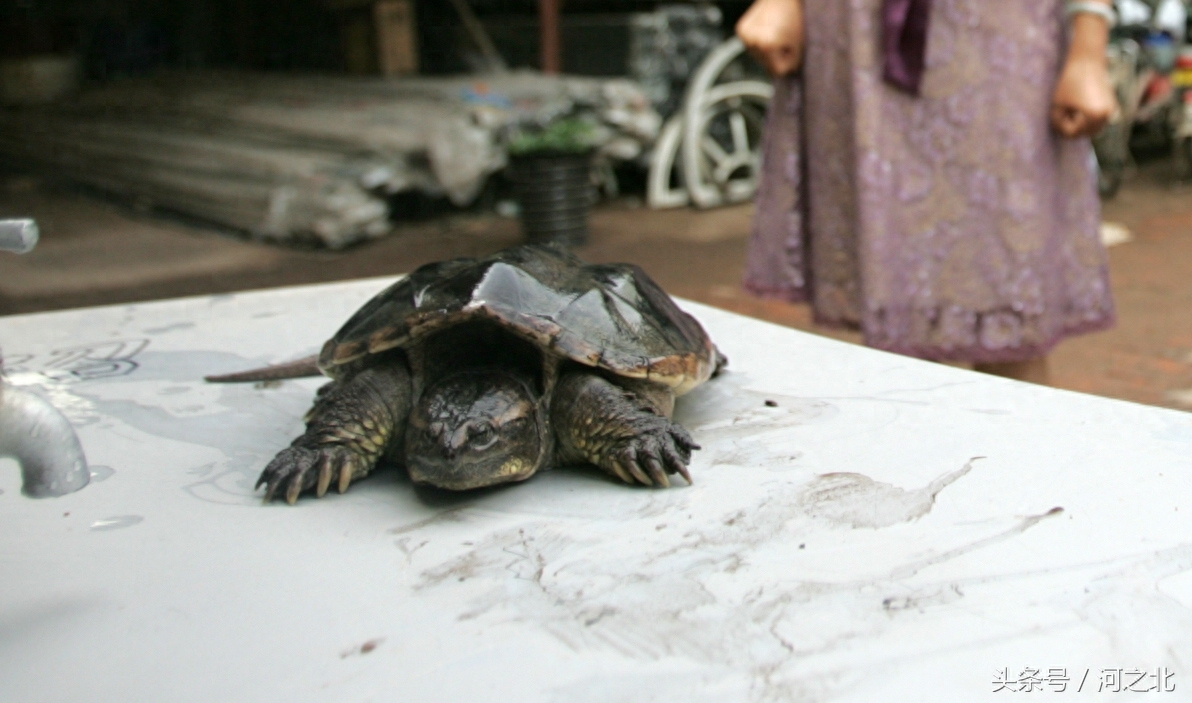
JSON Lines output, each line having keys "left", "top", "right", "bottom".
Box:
{"left": 316, "top": 454, "right": 334, "bottom": 498}
{"left": 619, "top": 450, "right": 653, "bottom": 486}
{"left": 257, "top": 444, "right": 365, "bottom": 504}
{"left": 605, "top": 421, "right": 697, "bottom": 488}
{"left": 662, "top": 444, "right": 693, "bottom": 485}
{"left": 610, "top": 462, "right": 635, "bottom": 485}
{"left": 285, "top": 477, "right": 303, "bottom": 505}
{"left": 644, "top": 456, "right": 669, "bottom": 488}
{"left": 338, "top": 459, "right": 354, "bottom": 493}
{"left": 674, "top": 461, "right": 693, "bottom": 486}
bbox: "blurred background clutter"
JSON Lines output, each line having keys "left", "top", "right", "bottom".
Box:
{"left": 1, "top": 0, "right": 1192, "bottom": 411}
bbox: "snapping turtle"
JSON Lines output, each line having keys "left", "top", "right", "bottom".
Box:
{"left": 208, "top": 244, "right": 724, "bottom": 502}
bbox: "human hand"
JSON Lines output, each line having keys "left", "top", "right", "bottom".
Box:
{"left": 736, "top": 0, "right": 804, "bottom": 77}
{"left": 1051, "top": 55, "right": 1117, "bottom": 138}
{"left": 1051, "top": 7, "right": 1118, "bottom": 139}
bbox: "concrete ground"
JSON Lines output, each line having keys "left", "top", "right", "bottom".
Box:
{"left": 2, "top": 168, "right": 1191, "bottom": 412}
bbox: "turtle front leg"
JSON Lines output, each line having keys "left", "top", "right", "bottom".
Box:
{"left": 258, "top": 365, "right": 411, "bottom": 504}
{"left": 551, "top": 372, "right": 698, "bottom": 487}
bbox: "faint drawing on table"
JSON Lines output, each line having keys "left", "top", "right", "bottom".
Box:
{"left": 798, "top": 458, "right": 980, "bottom": 529}
{"left": 14, "top": 339, "right": 149, "bottom": 383}
{"left": 207, "top": 244, "right": 726, "bottom": 503}
{"left": 0, "top": 218, "right": 90, "bottom": 497}
{"left": 403, "top": 457, "right": 1066, "bottom": 702}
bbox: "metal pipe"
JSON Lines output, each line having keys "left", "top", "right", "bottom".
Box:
{"left": 539, "top": 0, "right": 560, "bottom": 74}
{"left": 0, "top": 217, "right": 91, "bottom": 498}
{"left": 447, "top": 0, "right": 507, "bottom": 73}
{"left": 0, "top": 385, "right": 91, "bottom": 497}
{"left": 0, "top": 219, "right": 39, "bottom": 254}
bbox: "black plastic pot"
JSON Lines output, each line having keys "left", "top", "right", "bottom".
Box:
{"left": 507, "top": 151, "right": 594, "bottom": 246}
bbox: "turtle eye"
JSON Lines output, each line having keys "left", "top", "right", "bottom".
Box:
{"left": 469, "top": 423, "right": 498, "bottom": 451}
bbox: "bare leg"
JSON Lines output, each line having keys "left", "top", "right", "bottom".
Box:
{"left": 973, "top": 356, "right": 1050, "bottom": 385}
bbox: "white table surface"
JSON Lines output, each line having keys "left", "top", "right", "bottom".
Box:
{"left": 2, "top": 279, "right": 1192, "bottom": 702}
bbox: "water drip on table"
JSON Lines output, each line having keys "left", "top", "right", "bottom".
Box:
{"left": 89, "top": 515, "right": 143, "bottom": 532}
{"left": 89, "top": 465, "right": 115, "bottom": 482}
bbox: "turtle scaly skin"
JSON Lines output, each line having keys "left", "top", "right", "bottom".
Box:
{"left": 551, "top": 374, "right": 697, "bottom": 487}
{"left": 258, "top": 364, "right": 411, "bottom": 504}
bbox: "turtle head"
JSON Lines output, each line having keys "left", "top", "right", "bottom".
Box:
{"left": 405, "top": 369, "right": 542, "bottom": 490}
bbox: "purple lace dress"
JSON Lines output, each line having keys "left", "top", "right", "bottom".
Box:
{"left": 745, "top": 0, "right": 1116, "bottom": 362}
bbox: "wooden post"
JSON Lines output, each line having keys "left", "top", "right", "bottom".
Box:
{"left": 341, "top": 9, "right": 376, "bottom": 74}
{"left": 539, "top": 0, "right": 560, "bottom": 74}
{"left": 374, "top": 0, "right": 419, "bottom": 76}
{"left": 234, "top": 0, "right": 256, "bottom": 68}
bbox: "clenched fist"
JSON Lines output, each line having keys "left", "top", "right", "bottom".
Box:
{"left": 1051, "top": 56, "right": 1117, "bottom": 138}
{"left": 1051, "top": 11, "right": 1118, "bottom": 138}
{"left": 736, "top": 0, "right": 805, "bottom": 77}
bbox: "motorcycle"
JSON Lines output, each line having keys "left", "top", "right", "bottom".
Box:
{"left": 1094, "top": 0, "right": 1190, "bottom": 196}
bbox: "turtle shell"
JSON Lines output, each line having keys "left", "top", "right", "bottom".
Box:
{"left": 319, "top": 245, "right": 718, "bottom": 394}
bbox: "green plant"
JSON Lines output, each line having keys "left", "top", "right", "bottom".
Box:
{"left": 507, "top": 117, "right": 597, "bottom": 156}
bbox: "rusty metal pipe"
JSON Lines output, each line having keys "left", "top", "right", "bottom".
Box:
{"left": 539, "top": 0, "right": 560, "bottom": 74}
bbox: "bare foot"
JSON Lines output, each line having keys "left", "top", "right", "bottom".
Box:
{"left": 973, "top": 357, "right": 1050, "bottom": 385}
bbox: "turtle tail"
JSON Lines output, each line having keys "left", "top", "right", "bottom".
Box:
{"left": 205, "top": 354, "right": 322, "bottom": 383}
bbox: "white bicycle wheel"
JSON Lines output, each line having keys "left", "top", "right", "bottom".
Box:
{"left": 680, "top": 37, "right": 773, "bottom": 208}
{"left": 686, "top": 81, "right": 772, "bottom": 207}
{"left": 646, "top": 115, "right": 690, "bottom": 209}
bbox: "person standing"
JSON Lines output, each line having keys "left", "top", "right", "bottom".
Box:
{"left": 737, "top": 0, "right": 1118, "bottom": 383}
